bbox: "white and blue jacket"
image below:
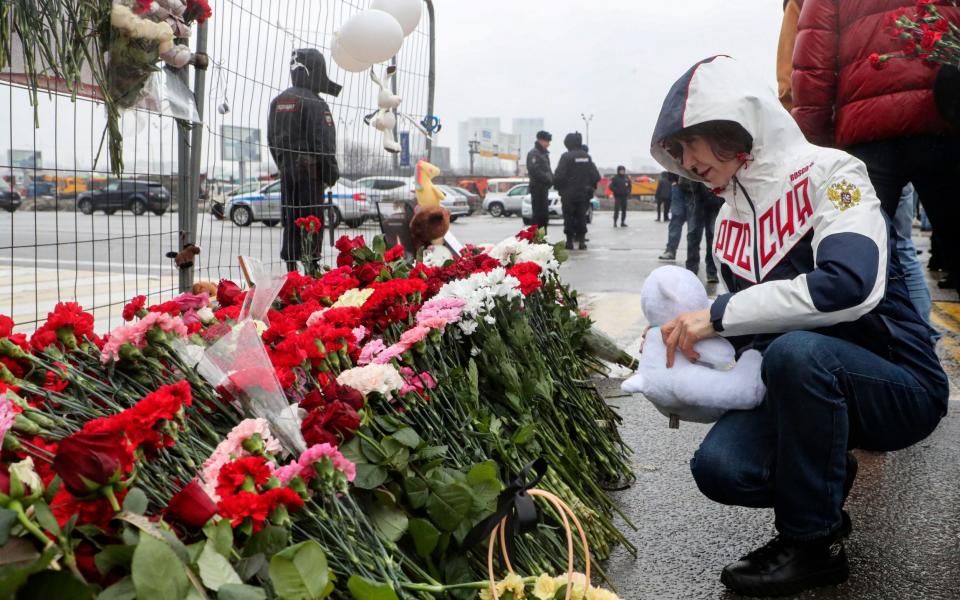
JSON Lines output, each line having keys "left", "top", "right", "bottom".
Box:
{"left": 650, "top": 56, "right": 948, "bottom": 405}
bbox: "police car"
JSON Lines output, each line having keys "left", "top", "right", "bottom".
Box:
{"left": 226, "top": 179, "right": 372, "bottom": 229}
{"left": 518, "top": 184, "right": 597, "bottom": 225}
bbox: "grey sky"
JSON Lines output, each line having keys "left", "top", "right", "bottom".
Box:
{"left": 2, "top": 0, "right": 783, "bottom": 176}
{"left": 433, "top": 0, "right": 784, "bottom": 171}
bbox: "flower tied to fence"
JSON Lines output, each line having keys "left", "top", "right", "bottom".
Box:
{"left": 462, "top": 458, "right": 548, "bottom": 565}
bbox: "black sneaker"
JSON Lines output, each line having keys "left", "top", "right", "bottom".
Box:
{"left": 720, "top": 534, "right": 849, "bottom": 597}
{"left": 658, "top": 250, "right": 676, "bottom": 261}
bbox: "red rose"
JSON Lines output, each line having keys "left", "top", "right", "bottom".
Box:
{"left": 934, "top": 18, "right": 949, "bottom": 33}
{"left": 217, "top": 279, "right": 243, "bottom": 307}
{"left": 335, "top": 383, "right": 365, "bottom": 411}
{"left": 166, "top": 480, "right": 217, "bottom": 529}
{"left": 300, "top": 388, "right": 327, "bottom": 412}
{"left": 53, "top": 430, "right": 132, "bottom": 495}
{"left": 354, "top": 262, "right": 384, "bottom": 285}
{"left": 322, "top": 401, "right": 361, "bottom": 437}
{"left": 301, "top": 410, "right": 340, "bottom": 447}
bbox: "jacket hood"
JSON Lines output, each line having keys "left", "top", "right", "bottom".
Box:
{"left": 290, "top": 48, "right": 342, "bottom": 97}
{"left": 650, "top": 55, "right": 809, "bottom": 187}
{"left": 563, "top": 132, "right": 583, "bottom": 150}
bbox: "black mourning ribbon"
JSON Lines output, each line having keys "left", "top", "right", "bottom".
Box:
{"left": 462, "top": 458, "right": 548, "bottom": 565}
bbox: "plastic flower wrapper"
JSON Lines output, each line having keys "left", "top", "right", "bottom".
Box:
{"left": 238, "top": 256, "right": 289, "bottom": 326}
{"left": 192, "top": 320, "right": 306, "bottom": 454}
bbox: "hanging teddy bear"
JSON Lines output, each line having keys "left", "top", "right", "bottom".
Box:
{"left": 621, "top": 265, "right": 766, "bottom": 426}
{"left": 364, "top": 66, "right": 402, "bottom": 153}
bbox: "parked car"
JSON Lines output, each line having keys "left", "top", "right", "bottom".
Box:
{"left": 520, "top": 189, "right": 597, "bottom": 225}
{"left": 0, "top": 183, "right": 22, "bottom": 213}
{"left": 76, "top": 180, "right": 170, "bottom": 216}
{"left": 226, "top": 179, "right": 371, "bottom": 228}
{"left": 352, "top": 176, "right": 416, "bottom": 203}
{"left": 447, "top": 185, "right": 481, "bottom": 215}
{"left": 211, "top": 181, "right": 263, "bottom": 220}
{"left": 435, "top": 185, "right": 470, "bottom": 221}
{"left": 483, "top": 181, "right": 530, "bottom": 217}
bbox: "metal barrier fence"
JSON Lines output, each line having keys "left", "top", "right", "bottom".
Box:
{"left": 0, "top": 0, "right": 436, "bottom": 331}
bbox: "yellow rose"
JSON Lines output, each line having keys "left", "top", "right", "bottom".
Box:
{"left": 532, "top": 574, "right": 559, "bottom": 600}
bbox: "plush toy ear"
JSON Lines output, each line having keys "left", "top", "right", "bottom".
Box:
{"left": 620, "top": 371, "right": 645, "bottom": 394}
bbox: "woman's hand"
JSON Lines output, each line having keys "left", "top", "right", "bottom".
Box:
{"left": 661, "top": 308, "right": 716, "bottom": 368}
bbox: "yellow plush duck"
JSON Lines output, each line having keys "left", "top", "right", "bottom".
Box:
{"left": 414, "top": 160, "right": 445, "bottom": 208}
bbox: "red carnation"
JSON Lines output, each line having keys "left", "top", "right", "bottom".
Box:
{"left": 218, "top": 491, "right": 270, "bottom": 530}
{"left": 0, "top": 315, "right": 13, "bottom": 338}
{"left": 50, "top": 487, "right": 127, "bottom": 529}
{"left": 354, "top": 262, "right": 384, "bottom": 286}
{"left": 868, "top": 52, "right": 886, "bottom": 70}
{"left": 384, "top": 244, "right": 405, "bottom": 262}
{"left": 217, "top": 279, "right": 243, "bottom": 307}
{"left": 516, "top": 225, "right": 539, "bottom": 242}
{"left": 216, "top": 456, "right": 273, "bottom": 500}
{"left": 322, "top": 401, "right": 361, "bottom": 436}
{"left": 31, "top": 302, "right": 96, "bottom": 351}
{"left": 507, "top": 262, "right": 544, "bottom": 296}
{"left": 185, "top": 0, "right": 213, "bottom": 24}
{"left": 166, "top": 480, "right": 217, "bottom": 529}
{"left": 920, "top": 29, "right": 943, "bottom": 51}
{"left": 122, "top": 295, "right": 147, "bottom": 321}
{"left": 295, "top": 215, "right": 323, "bottom": 233}
{"left": 53, "top": 430, "right": 132, "bottom": 496}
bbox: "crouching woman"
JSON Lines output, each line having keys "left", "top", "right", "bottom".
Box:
{"left": 650, "top": 56, "right": 948, "bottom": 597}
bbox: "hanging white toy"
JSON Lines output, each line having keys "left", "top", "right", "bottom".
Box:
{"left": 365, "top": 66, "right": 403, "bottom": 153}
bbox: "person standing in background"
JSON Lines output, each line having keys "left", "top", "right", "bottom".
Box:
{"left": 658, "top": 176, "right": 692, "bottom": 261}
{"left": 526, "top": 130, "right": 554, "bottom": 233}
{"left": 792, "top": 0, "right": 960, "bottom": 298}
{"left": 776, "top": 0, "right": 804, "bottom": 111}
{"left": 685, "top": 183, "right": 723, "bottom": 283}
{"left": 654, "top": 171, "right": 674, "bottom": 222}
{"left": 609, "top": 165, "right": 631, "bottom": 227}
{"left": 553, "top": 132, "right": 600, "bottom": 250}
{"left": 268, "top": 48, "right": 341, "bottom": 272}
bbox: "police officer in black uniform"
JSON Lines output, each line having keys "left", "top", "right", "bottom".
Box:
{"left": 525, "top": 130, "right": 553, "bottom": 231}
{"left": 267, "top": 48, "right": 341, "bottom": 272}
{"left": 553, "top": 132, "right": 600, "bottom": 250}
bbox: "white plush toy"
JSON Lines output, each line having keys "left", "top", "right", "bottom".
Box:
{"left": 365, "top": 66, "right": 403, "bottom": 153}
{"left": 621, "top": 266, "right": 765, "bottom": 425}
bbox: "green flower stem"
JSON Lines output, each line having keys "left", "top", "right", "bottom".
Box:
{"left": 9, "top": 500, "right": 54, "bottom": 550}
{"left": 101, "top": 486, "right": 121, "bottom": 512}
{"left": 400, "top": 576, "right": 537, "bottom": 593}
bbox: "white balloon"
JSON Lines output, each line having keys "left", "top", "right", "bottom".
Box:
{"left": 337, "top": 9, "right": 404, "bottom": 65}
{"left": 370, "top": 0, "right": 422, "bottom": 37}
{"left": 332, "top": 36, "right": 372, "bottom": 73}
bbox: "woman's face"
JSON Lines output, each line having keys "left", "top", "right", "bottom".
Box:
{"left": 678, "top": 137, "right": 741, "bottom": 187}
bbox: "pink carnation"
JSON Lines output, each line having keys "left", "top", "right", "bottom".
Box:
{"left": 399, "top": 366, "right": 437, "bottom": 396}
{"left": 274, "top": 463, "right": 301, "bottom": 484}
{"left": 418, "top": 316, "right": 447, "bottom": 330}
{"left": 372, "top": 343, "right": 407, "bottom": 365}
{"left": 358, "top": 339, "right": 387, "bottom": 366}
{"left": 0, "top": 394, "right": 14, "bottom": 441}
{"left": 417, "top": 297, "right": 465, "bottom": 324}
{"left": 399, "top": 325, "right": 430, "bottom": 347}
{"left": 352, "top": 325, "right": 368, "bottom": 344}
{"left": 297, "top": 443, "right": 356, "bottom": 482}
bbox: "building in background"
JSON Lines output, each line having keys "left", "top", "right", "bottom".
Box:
{"left": 432, "top": 146, "right": 451, "bottom": 171}
{"left": 458, "top": 117, "right": 501, "bottom": 171}
{"left": 511, "top": 118, "right": 545, "bottom": 155}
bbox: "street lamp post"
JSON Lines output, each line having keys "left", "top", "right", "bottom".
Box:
{"left": 468, "top": 138, "right": 480, "bottom": 175}
{"left": 580, "top": 113, "right": 594, "bottom": 147}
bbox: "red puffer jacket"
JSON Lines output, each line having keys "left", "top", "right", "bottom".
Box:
{"left": 791, "top": 0, "right": 959, "bottom": 148}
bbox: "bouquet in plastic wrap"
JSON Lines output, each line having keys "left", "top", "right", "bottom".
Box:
{"left": 180, "top": 258, "right": 306, "bottom": 454}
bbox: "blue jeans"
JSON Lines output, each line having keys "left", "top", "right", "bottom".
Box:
{"left": 893, "top": 184, "right": 933, "bottom": 329}
{"left": 690, "top": 331, "right": 943, "bottom": 540}
{"left": 665, "top": 187, "right": 688, "bottom": 253}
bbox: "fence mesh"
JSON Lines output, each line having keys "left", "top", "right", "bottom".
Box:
{"left": 195, "top": 0, "right": 433, "bottom": 286}
{"left": 0, "top": 0, "right": 434, "bottom": 332}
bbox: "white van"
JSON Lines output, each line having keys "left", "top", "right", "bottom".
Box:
{"left": 482, "top": 177, "right": 528, "bottom": 217}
